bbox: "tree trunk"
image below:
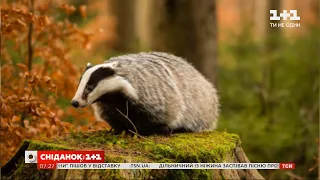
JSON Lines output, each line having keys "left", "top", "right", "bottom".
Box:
{"left": 109, "top": 0, "right": 137, "bottom": 52}
{"left": 254, "top": 0, "right": 268, "bottom": 40}
{"left": 152, "top": 0, "right": 218, "bottom": 84}
{"left": 1, "top": 131, "right": 264, "bottom": 179}
{"left": 134, "top": 0, "right": 154, "bottom": 50}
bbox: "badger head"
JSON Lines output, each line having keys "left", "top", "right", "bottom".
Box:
{"left": 70, "top": 62, "right": 138, "bottom": 108}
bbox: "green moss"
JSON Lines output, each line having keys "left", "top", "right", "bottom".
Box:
{"left": 104, "top": 155, "right": 125, "bottom": 163}
{"left": 70, "top": 131, "right": 129, "bottom": 146}
{"left": 136, "top": 131, "right": 239, "bottom": 163}
{"left": 3, "top": 131, "right": 240, "bottom": 179}
{"left": 26, "top": 140, "right": 72, "bottom": 150}
{"left": 100, "top": 169, "right": 126, "bottom": 180}
{"left": 53, "top": 131, "right": 239, "bottom": 163}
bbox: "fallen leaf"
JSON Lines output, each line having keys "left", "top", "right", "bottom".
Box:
{"left": 17, "top": 63, "right": 29, "bottom": 72}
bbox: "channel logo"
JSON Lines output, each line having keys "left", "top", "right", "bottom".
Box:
{"left": 25, "top": 151, "right": 37, "bottom": 163}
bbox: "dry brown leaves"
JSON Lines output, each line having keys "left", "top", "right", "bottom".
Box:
{"left": 1, "top": 0, "right": 111, "bottom": 166}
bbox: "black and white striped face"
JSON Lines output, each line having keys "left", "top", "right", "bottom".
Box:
{"left": 70, "top": 62, "right": 138, "bottom": 108}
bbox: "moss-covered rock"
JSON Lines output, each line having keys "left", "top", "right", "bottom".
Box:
{"left": 1, "top": 131, "right": 264, "bottom": 179}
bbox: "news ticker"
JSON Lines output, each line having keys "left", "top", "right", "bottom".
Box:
{"left": 25, "top": 150, "right": 295, "bottom": 170}
{"left": 54, "top": 163, "right": 295, "bottom": 170}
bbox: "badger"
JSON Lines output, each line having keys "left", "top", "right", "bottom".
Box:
{"left": 71, "top": 52, "right": 219, "bottom": 135}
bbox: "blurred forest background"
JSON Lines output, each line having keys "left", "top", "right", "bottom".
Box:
{"left": 1, "top": 0, "right": 319, "bottom": 179}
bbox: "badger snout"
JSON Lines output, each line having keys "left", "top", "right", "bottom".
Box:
{"left": 70, "top": 100, "right": 79, "bottom": 108}
{"left": 70, "top": 99, "right": 88, "bottom": 108}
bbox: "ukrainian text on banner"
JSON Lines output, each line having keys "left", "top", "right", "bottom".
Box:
{"left": 55, "top": 163, "right": 295, "bottom": 170}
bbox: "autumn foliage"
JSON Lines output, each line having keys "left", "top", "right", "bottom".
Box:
{"left": 1, "top": 0, "right": 111, "bottom": 165}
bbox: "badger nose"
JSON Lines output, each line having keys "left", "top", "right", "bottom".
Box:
{"left": 70, "top": 100, "right": 79, "bottom": 108}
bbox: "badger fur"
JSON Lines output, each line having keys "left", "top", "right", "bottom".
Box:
{"left": 71, "top": 52, "right": 219, "bottom": 135}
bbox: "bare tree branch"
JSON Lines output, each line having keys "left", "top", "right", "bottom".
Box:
{"left": 27, "top": 0, "right": 34, "bottom": 70}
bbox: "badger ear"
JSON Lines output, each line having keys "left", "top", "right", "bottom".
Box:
{"left": 102, "top": 67, "right": 115, "bottom": 76}
{"left": 86, "top": 63, "right": 93, "bottom": 70}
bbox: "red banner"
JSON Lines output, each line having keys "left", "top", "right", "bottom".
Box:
{"left": 37, "top": 150, "right": 104, "bottom": 169}
{"left": 279, "top": 163, "right": 295, "bottom": 170}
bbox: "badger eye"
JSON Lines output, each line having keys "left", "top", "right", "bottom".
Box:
{"left": 87, "top": 86, "right": 94, "bottom": 92}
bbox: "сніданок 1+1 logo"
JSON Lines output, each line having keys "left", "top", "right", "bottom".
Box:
{"left": 270, "top": 10, "right": 300, "bottom": 28}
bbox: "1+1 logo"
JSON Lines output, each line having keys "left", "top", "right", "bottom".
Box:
{"left": 270, "top": 10, "right": 301, "bottom": 28}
